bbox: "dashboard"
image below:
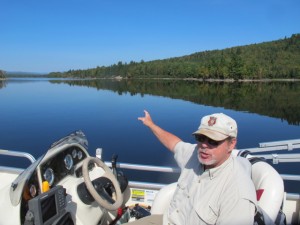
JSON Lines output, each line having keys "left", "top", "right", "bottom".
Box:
{"left": 20, "top": 144, "right": 88, "bottom": 224}
{"left": 40, "top": 146, "right": 87, "bottom": 187}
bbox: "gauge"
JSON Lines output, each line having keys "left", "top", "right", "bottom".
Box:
{"left": 72, "top": 149, "right": 77, "bottom": 158}
{"left": 43, "top": 168, "right": 54, "bottom": 186}
{"left": 29, "top": 184, "right": 37, "bottom": 198}
{"left": 77, "top": 151, "right": 83, "bottom": 160}
{"left": 64, "top": 154, "right": 73, "bottom": 170}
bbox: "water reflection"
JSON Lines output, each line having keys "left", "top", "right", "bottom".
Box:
{"left": 51, "top": 79, "right": 300, "bottom": 125}
{"left": 0, "top": 80, "right": 6, "bottom": 89}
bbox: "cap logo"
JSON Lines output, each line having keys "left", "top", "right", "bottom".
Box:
{"left": 208, "top": 116, "right": 217, "bottom": 126}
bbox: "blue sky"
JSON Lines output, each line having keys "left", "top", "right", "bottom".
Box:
{"left": 1, "top": 0, "right": 299, "bottom": 73}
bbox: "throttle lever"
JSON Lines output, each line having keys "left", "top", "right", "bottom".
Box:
{"left": 111, "top": 154, "right": 118, "bottom": 178}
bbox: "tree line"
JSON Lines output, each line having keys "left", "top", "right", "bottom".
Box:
{"left": 0, "top": 70, "right": 5, "bottom": 79}
{"left": 49, "top": 34, "right": 300, "bottom": 80}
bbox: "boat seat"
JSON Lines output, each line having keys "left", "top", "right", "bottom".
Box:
{"left": 237, "top": 150, "right": 285, "bottom": 224}
{"left": 151, "top": 182, "right": 177, "bottom": 215}
{"left": 151, "top": 152, "right": 285, "bottom": 225}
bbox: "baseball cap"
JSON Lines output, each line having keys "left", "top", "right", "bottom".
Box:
{"left": 193, "top": 113, "right": 237, "bottom": 141}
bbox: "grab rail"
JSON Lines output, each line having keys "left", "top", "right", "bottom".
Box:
{"left": 0, "top": 149, "right": 36, "bottom": 164}
{"left": 241, "top": 139, "right": 300, "bottom": 153}
{"left": 281, "top": 174, "right": 300, "bottom": 181}
{"left": 251, "top": 153, "right": 300, "bottom": 164}
{"left": 105, "top": 161, "right": 300, "bottom": 181}
{"left": 105, "top": 162, "right": 181, "bottom": 173}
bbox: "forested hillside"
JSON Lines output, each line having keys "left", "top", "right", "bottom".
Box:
{"left": 47, "top": 33, "right": 300, "bottom": 80}
{"left": 0, "top": 70, "right": 5, "bottom": 79}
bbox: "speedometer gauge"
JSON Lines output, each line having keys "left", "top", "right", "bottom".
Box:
{"left": 72, "top": 149, "right": 77, "bottom": 158}
{"left": 77, "top": 151, "right": 83, "bottom": 160}
{"left": 64, "top": 154, "right": 73, "bottom": 170}
{"left": 29, "top": 184, "right": 37, "bottom": 198}
{"left": 43, "top": 168, "right": 54, "bottom": 186}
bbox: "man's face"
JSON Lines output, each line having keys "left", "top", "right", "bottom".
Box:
{"left": 195, "top": 135, "right": 236, "bottom": 169}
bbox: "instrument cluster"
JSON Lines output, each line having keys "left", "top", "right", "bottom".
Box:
{"left": 40, "top": 146, "right": 87, "bottom": 187}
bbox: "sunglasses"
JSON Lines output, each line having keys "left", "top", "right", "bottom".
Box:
{"left": 194, "top": 135, "right": 224, "bottom": 147}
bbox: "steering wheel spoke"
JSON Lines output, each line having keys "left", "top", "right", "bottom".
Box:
{"left": 82, "top": 157, "right": 123, "bottom": 211}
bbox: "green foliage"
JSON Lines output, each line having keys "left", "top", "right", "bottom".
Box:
{"left": 0, "top": 70, "right": 5, "bottom": 79}
{"left": 48, "top": 34, "right": 300, "bottom": 80}
{"left": 0, "top": 70, "right": 6, "bottom": 89}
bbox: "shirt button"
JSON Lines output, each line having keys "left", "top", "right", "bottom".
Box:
{"left": 198, "top": 180, "right": 201, "bottom": 183}
{"left": 176, "top": 209, "right": 179, "bottom": 213}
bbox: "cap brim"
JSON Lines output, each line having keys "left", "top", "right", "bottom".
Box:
{"left": 193, "top": 128, "right": 229, "bottom": 141}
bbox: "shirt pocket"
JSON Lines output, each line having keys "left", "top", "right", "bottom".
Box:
{"left": 194, "top": 203, "right": 218, "bottom": 225}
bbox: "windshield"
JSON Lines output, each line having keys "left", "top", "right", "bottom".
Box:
{"left": 49, "top": 130, "right": 88, "bottom": 150}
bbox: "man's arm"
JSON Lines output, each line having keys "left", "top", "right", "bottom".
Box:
{"left": 138, "top": 110, "right": 181, "bottom": 152}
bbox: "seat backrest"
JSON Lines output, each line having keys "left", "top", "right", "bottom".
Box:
{"left": 251, "top": 159, "right": 284, "bottom": 223}
{"left": 151, "top": 182, "right": 177, "bottom": 214}
{"left": 235, "top": 150, "right": 285, "bottom": 223}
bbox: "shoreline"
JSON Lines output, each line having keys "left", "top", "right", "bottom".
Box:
{"left": 120, "top": 77, "right": 300, "bottom": 82}
{"left": 4, "top": 76, "right": 300, "bottom": 82}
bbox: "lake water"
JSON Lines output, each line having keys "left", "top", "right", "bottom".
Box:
{"left": 0, "top": 78, "right": 299, "bottom": 191}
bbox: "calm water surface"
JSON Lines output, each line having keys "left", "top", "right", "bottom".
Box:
{"left": 0, "top": 78, "right": 299, "bottom": 190}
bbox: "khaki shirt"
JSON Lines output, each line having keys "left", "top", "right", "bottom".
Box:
{"left": 163, "top": 141, "right": 257, "bottom": 225}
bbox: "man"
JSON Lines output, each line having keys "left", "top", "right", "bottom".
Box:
{"left": 135, "top": 110, "right": 257, "bottom": 225}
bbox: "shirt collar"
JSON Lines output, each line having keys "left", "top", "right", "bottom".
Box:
{"left": 204, "top": 156, "right": 233, "bottom": 179}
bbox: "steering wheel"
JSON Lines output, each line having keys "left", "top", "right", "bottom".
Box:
{"left": 82, "top": 157, "right": 123, "bottom": 211}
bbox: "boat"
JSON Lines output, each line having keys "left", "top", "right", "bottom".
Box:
{"left": 0, "top": 130, "right": 299, "bottom": 225}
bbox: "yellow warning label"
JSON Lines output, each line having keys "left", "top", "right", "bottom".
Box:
{"left": 131, "top": 189, "right": 145, "bottom": 202}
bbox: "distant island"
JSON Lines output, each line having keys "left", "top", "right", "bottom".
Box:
{"left": 2, "top": 34, "right": 300, "bottom": 80}
{"left": 1, "top": 71, "right": 47, "bottom": 78}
